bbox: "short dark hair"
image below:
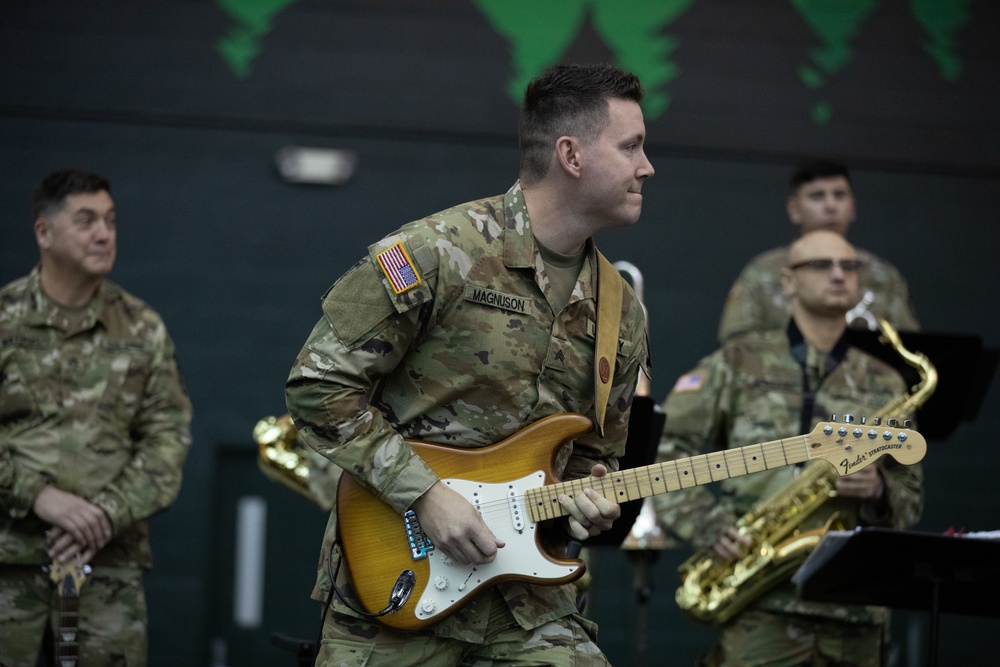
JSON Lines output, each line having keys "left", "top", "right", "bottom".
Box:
{"left": 789, "top": 158, "right": 850, "bottom": 191}
{"left": 33, "top": 169, "right": 111, "bottom": 220}
{"left": 518, "top": 63, "right": 644, "bottom": 185}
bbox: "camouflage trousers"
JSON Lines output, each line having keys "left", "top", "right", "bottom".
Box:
{"left": 316, "top": 589, "right": 611, "bottom": 666}
{"left": 704, "top": 608, "right": 887, "bottom": 667}
{"left": 0, "top": 564, "right": 147, "bottom": 667}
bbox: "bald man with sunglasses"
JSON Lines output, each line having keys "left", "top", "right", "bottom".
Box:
{"left": 653, "top": 230, "right": 923, "bottom": 666}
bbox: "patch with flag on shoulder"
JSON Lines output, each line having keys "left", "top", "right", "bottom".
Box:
{"left": 672, "top": 370, "right": 705, "bottom": 393}
{"left": 376, "top": 242, "right": 422, "bottom": 294}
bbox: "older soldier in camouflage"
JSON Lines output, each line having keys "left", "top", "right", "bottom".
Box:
{"left": 0, "top": 169, "right": 192, "bottom": 667}
{"left": 655, "top": 231, "right": 923, "bottom": 667}
{"left": 718, "top": 158, "right": 919, "bottom": 343}
{"left": 286, "top": 63, "right": 653, "bottom": 666}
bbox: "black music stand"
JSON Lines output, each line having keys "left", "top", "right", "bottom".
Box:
{"left": 845, "top": 328, "right": 997, "bottom": 440}
{"left": 792, "top": 527, "right": 1000, "bottom": 666}
{"left": 581, "top": 394, "right": 665, "bottom": 667}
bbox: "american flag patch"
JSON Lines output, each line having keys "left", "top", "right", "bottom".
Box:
{"left": 376, "top": 242, "right": 422, "bottom": 294}
{"left": 672, "top": 370, "right": 705, "bottom": 393}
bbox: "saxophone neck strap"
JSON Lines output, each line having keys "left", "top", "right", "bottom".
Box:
{"left": 594, "top": 251, "right": 623, "bottom": 438}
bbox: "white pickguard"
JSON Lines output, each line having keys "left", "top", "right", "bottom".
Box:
{"left": 411, "top": 471, "right": 582, "bottom": 622}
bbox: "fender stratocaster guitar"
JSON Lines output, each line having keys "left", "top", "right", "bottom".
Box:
{"left": 46, "top": 557, "right": 90, "bottom": 667}
{"left": 337, "top": 413, "right": 925, "bottom": 631}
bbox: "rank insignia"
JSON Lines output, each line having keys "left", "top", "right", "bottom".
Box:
{"left": 376, "top": 242, "right": 422, "bottom": 294}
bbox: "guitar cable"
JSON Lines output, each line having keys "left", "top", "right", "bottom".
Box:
{"left": 314, "top": 539, "right": 417, "bottom": 651}
{"left": 312, "top": 540, "right": 416, "bottom": 666}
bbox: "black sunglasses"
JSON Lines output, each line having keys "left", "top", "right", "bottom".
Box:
{"left": 788, "top": 258, "right": 865, "bottom": 273}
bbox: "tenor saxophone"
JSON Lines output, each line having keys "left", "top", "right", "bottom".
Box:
{"left": 675, "top": 320, "right": 936, "bottom": 624}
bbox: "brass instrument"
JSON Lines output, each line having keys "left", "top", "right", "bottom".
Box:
{"left": 253, "top": 414, "right": 340, "bottom": 511}
{"left": 675, "top": 319, "right": 937, "bottom": 624}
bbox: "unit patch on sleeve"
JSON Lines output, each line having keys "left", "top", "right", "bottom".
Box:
{"left": 376, "top": 242, "right": 422, "bottom": 294}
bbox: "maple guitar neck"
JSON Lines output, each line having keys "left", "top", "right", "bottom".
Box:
{"left": 525, "top": 420, "right": 925, "bottom": 522}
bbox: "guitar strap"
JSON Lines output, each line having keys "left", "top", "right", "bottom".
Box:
{"left": 594, "top": 251, "right": 623, "bottom": 438}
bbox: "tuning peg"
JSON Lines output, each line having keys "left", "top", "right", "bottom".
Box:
{"left": 860, "top": 416, "right": 867, "bottom": 425}
{"left": 872, "top": 417, "right": 882, "bottom": 426}
{"left": 888, "top": 418, "right": 898, "bottom": 428}
{"left": 844, "top": 414, "right": 854, "bottom": 424}
{"left": 903, "top": 420, "right": 913, "bottom": 429}
{"left": 830, "top": 414, "right": 837, "bottom": 422}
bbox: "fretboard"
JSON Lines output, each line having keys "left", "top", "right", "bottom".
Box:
{"left": 55, "top": 593, "right": 80, "bottom": 666}
{"left": 525, "top": 434, "right": 811, "bottom": 522}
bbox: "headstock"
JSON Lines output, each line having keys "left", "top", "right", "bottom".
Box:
{"left": 46, "top": 558, "right": 91, "bottom": 598}
{"left": 805, "top": 414, "right": 926, "bottom": 476}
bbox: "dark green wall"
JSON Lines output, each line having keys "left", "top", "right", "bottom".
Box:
{"left": 2, "top": 2, "right": 998, "bottom": 665}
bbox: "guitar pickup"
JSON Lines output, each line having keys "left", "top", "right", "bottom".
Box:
{"left": 403, "top": 509, "right": 434, "bottom": 560}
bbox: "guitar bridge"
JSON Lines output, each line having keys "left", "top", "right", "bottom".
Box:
{"left": 403, "top": 509, "right": 434, "bottom": 560}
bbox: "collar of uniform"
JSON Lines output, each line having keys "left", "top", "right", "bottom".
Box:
{"left": 24, "top": 265, "right": 110, "bottom": 334}
{"left": 502, "top": 181, "right": 536, "bottom": 269}
{"left": 786, "top": 318, "right": 850, "bottom": 374}
{"left": 500, "top": 181, "right": 599, "bottom": 303}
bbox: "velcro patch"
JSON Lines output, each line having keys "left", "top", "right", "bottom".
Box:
{"left": 586, "top": 319, "right": 632, "bottom": 355}
{"left": 376, "top": 242, "right": 421, "bottom": 294}
{"left": 463, "top": 285, "right": 531, "bottom": 314}
{"left": 672, "top": 370, "right": 705, "bottom": 393}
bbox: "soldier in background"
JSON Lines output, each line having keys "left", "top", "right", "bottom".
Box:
{"left": 654, "top": 231, "right": 923, "bottom": 666}
{"left": 718, "top": 158, "right": 919, "bottom": 343}
{"left": 285, "top": 63, "right": 653, "bottom": 666}
{"left": 0, "top": 169, "right": 193, "bottom": 666}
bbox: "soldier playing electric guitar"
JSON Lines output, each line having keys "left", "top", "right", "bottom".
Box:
{"left": 286, "top": 63, "right": 654, "bottom": 667}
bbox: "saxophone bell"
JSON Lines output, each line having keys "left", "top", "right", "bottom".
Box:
{"left": 254, "top": 414, "right": 341, "bottom": 511}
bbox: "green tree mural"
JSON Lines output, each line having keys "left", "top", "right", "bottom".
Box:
{"left": 212, "top": 0, "right": 972, "bottom": 126}
{"left": 791, "top": 0, "right": 879, "bottom": 125}
{"left": 473, "top": 0, "right": 696, "bottom": 119}
{"left": 216, "top": 0, "right": 298, "bottom": 78}
{"left": 910, "top": 0, "right": 971, "bottom": 81}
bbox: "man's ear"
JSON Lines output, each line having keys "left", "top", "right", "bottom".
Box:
{"left": 779, "top": 266, "right": 796, "bottom": 297}
{"left": 34, "top": 218, "right": 51, "bottom": 249}
{"left": 786, "top": 196, "right": 802, "bottom": 226}
{"left": 555, "top": 136, "right": 581, "bottom": 177}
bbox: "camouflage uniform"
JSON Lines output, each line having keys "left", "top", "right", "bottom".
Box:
{"left": 718, "top": 246, "right": 920, "bottom": 342}
{"left": 653, "top": 322, "right": 923, "bottom": 667}
{"left": 286, "top": 182, "right": 649, "bottom": 666}
{"left": 0, "top": 268, "right": 193, "bottom": 667}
